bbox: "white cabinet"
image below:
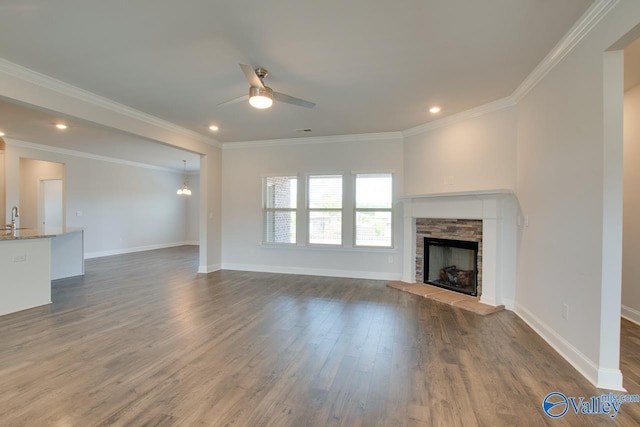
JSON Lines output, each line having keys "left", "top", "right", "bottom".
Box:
{"left": 0, "top": 238, "right": 51, "bottom": 316}
{"left": 0, "top": 228, "right": 85, "bottom": 317}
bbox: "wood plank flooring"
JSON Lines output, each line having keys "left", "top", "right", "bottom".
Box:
{"left": 1, "top": 245, "right": 640, "bottom": 426}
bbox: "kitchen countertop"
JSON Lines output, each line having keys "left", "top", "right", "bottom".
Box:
{"left": 0, "top": 227, "right": 84, "bottom": 241}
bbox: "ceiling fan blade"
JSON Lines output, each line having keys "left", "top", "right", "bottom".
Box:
{"left": 239, "top": 64, "right": 264, "bottom": 89}
{"left": 217, "top": 94, "right": 249, "bottom": 106}
{"left": 273, "top": 92, "right": 316, "bottom": 109}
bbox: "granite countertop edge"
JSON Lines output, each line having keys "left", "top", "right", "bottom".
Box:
{"left": 0, "top": 227, "right": 84, "bottom": 242}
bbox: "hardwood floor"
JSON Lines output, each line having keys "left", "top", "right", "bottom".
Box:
{"left": 1, "top": 245, "right": 640, "bottom": 426}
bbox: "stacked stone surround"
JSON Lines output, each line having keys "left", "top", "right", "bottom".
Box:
{"left": 415, "top": 218, "right": 483, "bottom": 296}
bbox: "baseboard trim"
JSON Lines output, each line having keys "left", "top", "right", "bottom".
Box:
{"left": 514, "top": 303, "right": 600, "bottom": 389}
{"left": 597, "top": 368, "right": 625, "bottom": 392}
{"left": 85, "top": 241, "right": 197, "bottom": 259}
{"left": 621, "top": 304, "right": 640, "bottom": 326}
{"left": 198, "top": 263, "right": 222, "bottom": 274}
{"left": 501, "top": 298, "right": 515, "bottom": 311}
{"left": 516, "top": 303, "right": 625, "bottom": 390}
{"left": 221, "top": 263, "right": 402, "bottom": 281}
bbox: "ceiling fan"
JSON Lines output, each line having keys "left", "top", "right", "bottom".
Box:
{"left": 218, "top": 64, "right": 315, "bottom": 109}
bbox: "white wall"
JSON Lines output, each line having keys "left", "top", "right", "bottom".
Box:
{"left": 622, "top": 83, "right": 640, "bottom": 324}
{"left": 403, "top": 106, "right": 517, "bottom": 195}
{"left": 221, "top": 136, "right": 404, "bottom": 280}
{"left": 514, "top": 1, "right": 640, "bottom": 389}
{"left": 5, "top": 140, "right": 194, "bottom": 257}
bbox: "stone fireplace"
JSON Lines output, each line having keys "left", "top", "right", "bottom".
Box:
{"left": 401, "top": 190, "right": 516, "bottom": 309}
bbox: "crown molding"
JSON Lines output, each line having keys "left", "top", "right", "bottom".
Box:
{"left": 512, "top": 0, "right": 620, "bottom": 102}
{"left": 222, "top": 131, "right": 403, "bottom": 150}
{"left": 0, "top": 58, "right": 222, "bottom": 149}
{"left": 4, "top": 138, "right": 194, "bottom": 173}
{"left": 402, "top": 97, "right": 516, "bottom": 138}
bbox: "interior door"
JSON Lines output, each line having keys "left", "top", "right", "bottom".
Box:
{"left": 41, "top": 179, "right": 63, "bottom": 229}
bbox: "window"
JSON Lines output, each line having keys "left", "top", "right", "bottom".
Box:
{"left": 263, "top": 176, "right": 297, "bottom": 244}
{"left": 308, "top": 174, "right": 343, "bottom": 245}
{"left": 354, "top": 173, "right": 392, "bottom": 247}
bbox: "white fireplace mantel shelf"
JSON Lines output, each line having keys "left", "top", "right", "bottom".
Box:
{"left": 399, "top": 189, "right": 513, "bottom": 201}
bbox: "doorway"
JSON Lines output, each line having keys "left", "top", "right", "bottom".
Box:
{"left": 18, "top": 158, "right": 65, "bottom": 229}
{"left": 40, "top": 179, "right": 63, "bottom": 229}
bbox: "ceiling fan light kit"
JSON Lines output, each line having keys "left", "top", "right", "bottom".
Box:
{"left": 249, "top": 86, "right": 273, "bottom": 109}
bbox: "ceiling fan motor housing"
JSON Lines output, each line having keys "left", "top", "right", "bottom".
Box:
{"left": 254, "top": 67, "right": 268, "bottom": 79}
{"left": 249, "top": 85, "right": 273, "bottom": 99}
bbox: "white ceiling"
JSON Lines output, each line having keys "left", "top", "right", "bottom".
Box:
{"left": 0, "top": 0, "right": 594, "bottom": 146}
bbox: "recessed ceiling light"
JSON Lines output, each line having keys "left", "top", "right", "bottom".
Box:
{"left": 209, "top": 125, "right": 219, "bottom": 132}
{"left": 429, "top": 106, "right": 441, "bottom": 114}
{"left": 0, "top": 131, "right": 5, "bottom": 137}
{"left": 55, "top": 123, "right": 68, "bottom": 130}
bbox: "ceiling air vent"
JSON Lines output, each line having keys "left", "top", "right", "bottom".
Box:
{"left": 295, "top": 129, "right": 312, "bottom": 132}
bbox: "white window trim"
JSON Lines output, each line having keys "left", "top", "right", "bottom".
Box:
{"left": 262, "top": 175, "right": 298, "bottom": 245}
{"left": 306, "top": 173, "right": 344, "bottom": 247}
{"left": 260, "top": 172, "right": 394, "bottom": 250}
{"left": 353, "top": 172, "right": 394, "bottom": 249}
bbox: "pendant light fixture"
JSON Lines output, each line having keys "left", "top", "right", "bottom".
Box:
{"left": 177, "top": 160, "right": 192, "bottom": 196}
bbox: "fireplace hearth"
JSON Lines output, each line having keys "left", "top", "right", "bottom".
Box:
{"left": 424, "top": 237, "right": 479, "bottom": 296}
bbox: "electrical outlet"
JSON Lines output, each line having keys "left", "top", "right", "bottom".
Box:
{"left": 12, "top": 254, "right": 26, "bottom": 262}
{"left": 388, "top": 255, "right": 394, "bottom": 264}
{"left": 562, "top": 303, "right": 569, "bottom": 320}
{"left": 76, "top": 211, "right": 83, "bottom": 217}
{"left": 524, "top": 215, "right": 530, "bottom": 227}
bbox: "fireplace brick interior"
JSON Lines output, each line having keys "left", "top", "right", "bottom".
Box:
{"left": 415, "top": 218, "right": 483, "bottom": 296}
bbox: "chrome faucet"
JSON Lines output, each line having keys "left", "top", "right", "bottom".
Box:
{"left": 5, "top": 206, "right": 19, "bottom": 232}
{"left": 11, "top": 206, "right": 19, "bottom": 224}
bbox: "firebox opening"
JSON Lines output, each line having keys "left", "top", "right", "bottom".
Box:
{"left": 424, "top": 237, "right": 479, "bottom": 296}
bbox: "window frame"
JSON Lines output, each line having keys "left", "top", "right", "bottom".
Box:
{"left": 353, "top": 172, "right": 393, "bottom": 248}
{"left": 306, "top": 173, "right": 344, "bottom": 246}
{"left": 262, "top": 174, "right": 298, "bottom": 245}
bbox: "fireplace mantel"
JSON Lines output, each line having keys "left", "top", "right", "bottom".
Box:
{"left": 399, "top": 188, "right": 513, "bottom": 200}
{"left": 401, "top": 190, "right": 517, "bottom": 309}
